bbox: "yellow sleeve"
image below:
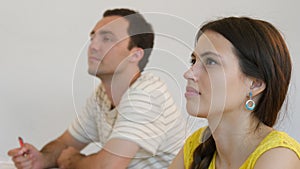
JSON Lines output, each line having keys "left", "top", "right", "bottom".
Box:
{"left": 241, "top": 131, "right": 300, "bottom": 169}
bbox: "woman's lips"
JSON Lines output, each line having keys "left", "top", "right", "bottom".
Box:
{"left": 185, "top": 86, "right": 201, "bottom": 97}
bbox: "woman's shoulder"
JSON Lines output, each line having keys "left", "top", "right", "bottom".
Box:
{"left": 184, "top": 127, "right": 208, "bottom": 155}
{"left": 253, "top": 130, "right": 300, "bottom": 158}
{"left": 241, "top": 130, "right": 300, "bottom": 168}
{"left": 185, "top": 127, "right": 208, "bottom": 144}
{"left": 183, "top": 126, "right": 208, "bottom": 168}
{"left": 260, "top": 130, "right": 300, "bottom": 155}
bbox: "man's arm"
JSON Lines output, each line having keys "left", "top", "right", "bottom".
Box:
{"left": 57, "top": 138, "right": 140, "bottom": 169}
{"left": 168, "top": 148, "right": 185, "bottom": 169}
{"left": 40, "top": 130, "right": 87, "bottom": 168}
{"left": 8, "top": 130, "right": 87, "bottom": 169}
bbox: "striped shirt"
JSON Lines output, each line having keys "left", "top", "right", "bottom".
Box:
{"left": 68, "top": 72, "right": 187, "bottom": 169}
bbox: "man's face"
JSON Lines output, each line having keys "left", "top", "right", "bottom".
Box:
{"left": 88, "top": 16, "right": 132, "bottom": 78}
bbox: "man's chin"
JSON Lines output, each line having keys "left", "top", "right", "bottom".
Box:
{"left": 88, "top": 69, "right": 98, "bottom": 76}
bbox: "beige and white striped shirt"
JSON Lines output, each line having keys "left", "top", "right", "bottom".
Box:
{"left": 68, "top": 73, "right": 186, "bottom": 168}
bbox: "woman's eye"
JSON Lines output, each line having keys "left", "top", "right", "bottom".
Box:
{"left": 190, "top": 58, "right": 196, "bottom": 65}
{"left": 205, "top": 58, "right": 217, "bottom": 65}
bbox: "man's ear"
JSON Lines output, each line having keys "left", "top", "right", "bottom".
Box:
{"left": 250, "top": 79, "right": 266, "bottom": 97}
{"left": 128, "top": 48, "right": 144, "bottom": 63}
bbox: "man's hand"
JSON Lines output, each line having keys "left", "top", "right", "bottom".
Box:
{"left": 8, "top": 143, "right": 46, "bottom": 169}
{"left": 57, "top": 146, "right": 85, "bottom": 169}
{"left": 7, "top": 131, "right": 87, "bottom": 169}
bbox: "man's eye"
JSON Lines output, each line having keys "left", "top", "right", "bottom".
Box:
{"left": 89, "top": 35, "right": 94, "bottom": 41}
{"left": 102, "top": 37, "right": 111, "bottom": 42}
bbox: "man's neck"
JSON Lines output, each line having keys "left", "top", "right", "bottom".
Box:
{"left": 98, "top": 71, "right": 141, "bottom": 107}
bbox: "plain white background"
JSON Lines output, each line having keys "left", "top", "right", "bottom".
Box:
{"left": 1, "top": 0, "right": 299, "bottom": 161}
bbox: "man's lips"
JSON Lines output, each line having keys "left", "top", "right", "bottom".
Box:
{"left": 185, "top": 86, "right": 201, "bottom": 97}
{"left": 88, "top": 56, "right": 101, "bottom": 62}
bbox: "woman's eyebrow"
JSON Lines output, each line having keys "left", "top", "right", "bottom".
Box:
{"left": 191, "top": 52, "right": 197, "bottom": 58}
{"left": 200, "top": 51, "right": 221, "bottom": 58}
{"left": 191, "top": 51, "right": 220, "bottom": 58}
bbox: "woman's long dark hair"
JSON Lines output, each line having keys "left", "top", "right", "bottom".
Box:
{"left": 190, "top": 17, "right": 292, "bottom": 169}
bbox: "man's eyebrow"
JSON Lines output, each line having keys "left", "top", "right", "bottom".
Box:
{"left": 90, "top": 30, "right": 95, "bottom": 36}
{"left": 90, "top": 30, "right": 115, "bottom": 37}
{"left": 99, "top": 30, "right": 114, "bottom": 35}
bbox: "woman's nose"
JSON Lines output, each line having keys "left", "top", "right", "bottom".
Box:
{"left": 184, "top": 67, "right": 197, "bottom": 81}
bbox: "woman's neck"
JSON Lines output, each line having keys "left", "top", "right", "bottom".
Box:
{"left": 210, "top": 111, "right": 273, "bottom": 168}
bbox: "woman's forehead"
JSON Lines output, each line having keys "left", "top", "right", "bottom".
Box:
{"left": 194, "top": 31, "right": 234, "bottom": 58}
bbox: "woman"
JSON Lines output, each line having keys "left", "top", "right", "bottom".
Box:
{"left": 169, "top": 17, "right": 300, "bottom": 169}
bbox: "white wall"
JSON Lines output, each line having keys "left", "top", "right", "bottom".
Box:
{"left": 1, "top": 0, "right": 299, "bottom": 160}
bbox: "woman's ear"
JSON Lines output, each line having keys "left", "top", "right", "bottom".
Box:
{"left": 128, "top": 48, "right": 144, "bottom": 63}
{"left": 250, "top": 79, "right": 266, "bottom": 97}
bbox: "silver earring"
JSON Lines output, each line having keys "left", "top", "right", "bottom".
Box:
{"left": 245, "top": 91, "right": 255, "bottom": 111}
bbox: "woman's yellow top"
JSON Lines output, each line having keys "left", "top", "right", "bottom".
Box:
{"left": 184, "top": 127, "right": 300, "bottom": 169}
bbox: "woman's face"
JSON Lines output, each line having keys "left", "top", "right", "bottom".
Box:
{"left": 184, "top": 30, "right": 249, "bottom": 120}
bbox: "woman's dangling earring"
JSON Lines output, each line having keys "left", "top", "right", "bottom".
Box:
{"left": 245, "top": 91, "right": 255, "bottom": 111}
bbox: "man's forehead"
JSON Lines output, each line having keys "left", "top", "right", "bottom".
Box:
{"left": 92, "top": 16, "right": 129, "bottom": 34}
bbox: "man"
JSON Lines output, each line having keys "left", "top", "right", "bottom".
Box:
{"left": 8, "top": 8, "right": 186, "bottom": 169}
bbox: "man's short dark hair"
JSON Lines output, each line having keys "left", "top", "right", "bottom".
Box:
{"left": 103, "top": 8, "right": 154, "bottom": 72}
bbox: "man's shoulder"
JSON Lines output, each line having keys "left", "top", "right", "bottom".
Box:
{"left": 130, "top": 72, "right": 168, "bottom": 92}
{"left": 136, "top": 72, "right": 164, "bottom": 85}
